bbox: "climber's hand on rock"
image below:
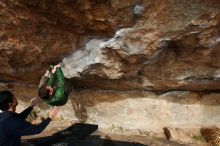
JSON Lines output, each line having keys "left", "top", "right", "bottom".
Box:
{"left": 54, "top": 63, "right": 61, "bottom": 68}
{"left": 51, "top": 67, "right": 57, "bottom": 73}
{"left": 48, "top": 106, "right": 59, "bottom": 119}
{"left": 51, "top": 63, "right": 61, "bottom": 73}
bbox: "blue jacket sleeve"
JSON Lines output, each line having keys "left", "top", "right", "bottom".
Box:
{"left": 14, "top": 117, "right": 51, "bottom": 136}
{"left": 18, "top": 106, "right": 33, "bottom": 119}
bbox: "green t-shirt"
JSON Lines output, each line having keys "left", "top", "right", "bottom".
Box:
{"left": 45, "top": 67, "right": 68, "bottom": 106}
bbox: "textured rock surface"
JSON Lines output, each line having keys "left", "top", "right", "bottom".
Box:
{"left": 0, "top": 0, "right": 220, "bottom": 143}
{"left": 164, "top": 127, "right": 193, "bottom": 144}
{"left": 62, "top": 28, "right": 161, "bottom": 80}
{"left": 62, "top": 9, "right": 220, "bottom": 91}
{"left": 0, "top": 0, "right": 219, "bottom": 89}
{"left": 2, "top": 84, "right": 219, "bottom": 136}
{"left": 0, "top": 0, "right": 135, "bottom": 84}
{"left": 75, "top": 90, "right": 220, "bottom": 134}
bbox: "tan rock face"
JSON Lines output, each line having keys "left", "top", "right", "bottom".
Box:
{"left": 0, "top": 0, "right": 220, "bottom": 138}
{"left": 0, "top": 0, "right": 134, "bottom": 84}
{"left": 62, "top": 28, "right": 161, "bottom": 80}
{"left": 3, "top": 84, "right": 219, "bottom": 136}
{"left": 163, "top": 127, "right": 192, "bottom": 144}
{"left": 62, "top": 13, "right": 220, "bottom": 91}
{"left": 1, "top": 0, "right": 219, "bottom": 90}
{"left": 75, "top": 90, "right": 220, "bottom": 133}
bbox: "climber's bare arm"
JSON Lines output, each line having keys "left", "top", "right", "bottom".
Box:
{"left": 39, "top": 70, "right": 50, "bottom": 88}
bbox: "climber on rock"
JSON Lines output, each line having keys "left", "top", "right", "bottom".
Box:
{"left": 38, "top": 63, "right": 69, "bottom": 106}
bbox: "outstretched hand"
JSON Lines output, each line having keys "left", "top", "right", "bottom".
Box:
{"left": 48, "top": 106, "right": 59, "bottom": 119}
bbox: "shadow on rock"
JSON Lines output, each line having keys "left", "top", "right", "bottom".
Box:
{"left": 24, "top": 123, "right": 146, "bottom": 146}
{"left": 26, "top": 123, "right": 98, "bottom": 146}
{"left": 70, "top": 95, "right": 88, "bottom": 122}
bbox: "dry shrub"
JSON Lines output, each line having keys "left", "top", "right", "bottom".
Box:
{"left": 201, "top": 127, "right": 220, "bottom": 146}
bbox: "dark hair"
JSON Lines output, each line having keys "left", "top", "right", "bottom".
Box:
{"left": 0, "top": 90, "right": 14, "bottom": 111}
{"left": 38, "top": 85, "right": 50, "bottom": 100}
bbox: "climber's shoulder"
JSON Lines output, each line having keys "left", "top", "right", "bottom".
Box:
{"left": 46, "top": 87, "right": 68, "bottom": 106}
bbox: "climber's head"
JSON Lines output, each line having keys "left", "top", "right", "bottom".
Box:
{"left": 0, "top": 90, "right": 18, "bottom": 112}
{"left": 38, "top": 85, "right": 53, "bottom": 100}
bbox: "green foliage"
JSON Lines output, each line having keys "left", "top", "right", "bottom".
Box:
{"left": 192, "top": 135, "right": 205, "bottom": 142}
